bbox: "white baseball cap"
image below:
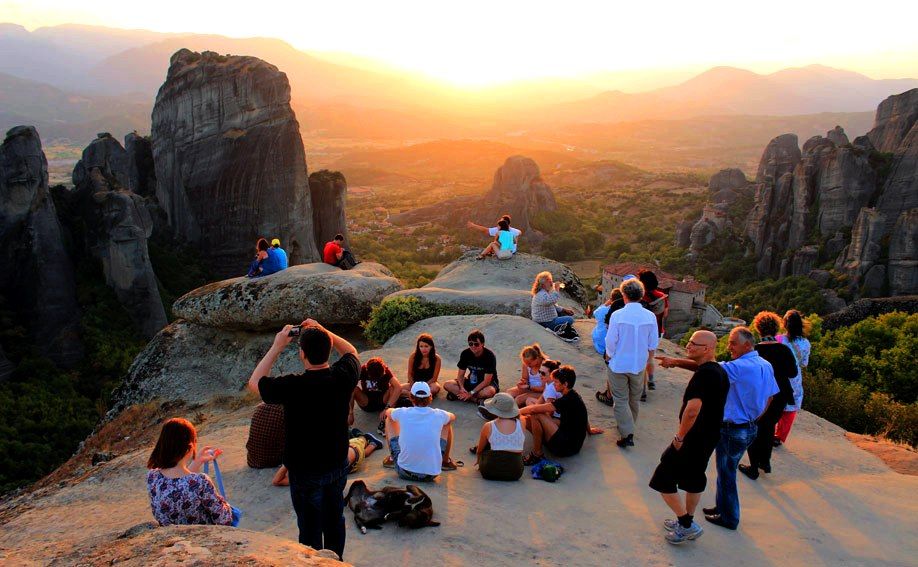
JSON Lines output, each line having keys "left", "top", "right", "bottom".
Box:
{"left": 410, "top": 382, "right": 432, "bottom": 398}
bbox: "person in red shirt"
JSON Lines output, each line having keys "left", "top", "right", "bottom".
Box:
{"left": 323, "top": 234, "right": 359, "bottom": 269}
{"left": 638, "top": 270, "right": 669, "bottom": 401}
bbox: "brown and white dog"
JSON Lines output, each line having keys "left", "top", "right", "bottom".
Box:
{"left": 345, "top": 480, "right": 440, "bottom": 533}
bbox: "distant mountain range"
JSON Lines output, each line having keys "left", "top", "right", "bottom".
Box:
{"left": 1, "top": 22, "right": 916, "bottom": 145}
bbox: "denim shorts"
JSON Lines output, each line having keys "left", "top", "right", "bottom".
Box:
{"left": 389, "top": 436, "right": 447, "bottom": 482}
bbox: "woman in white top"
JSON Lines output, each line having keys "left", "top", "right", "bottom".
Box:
{"left": 477, "top": 218, "right": 516, "bottom": 260}
{"left": 525, "top": 360, "right": 562, "bottom": 421}
{"left": 472, "top": 393, "right": 525, "bottom": 481}
{"left": 775, "top": 310, "right": 811, "bottom": 445}
{"left": 507, "top": 344, "right": 548, "bottom": 407}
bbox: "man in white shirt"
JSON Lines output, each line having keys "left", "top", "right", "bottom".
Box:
{"left": 382, "top": 382, "right": 458, "bottom": 481}
{"left": 467, "top": 214, "right": 522, "bottom": 254}
{"left": 605, "top": 278, "right": 660, "bottom": 448}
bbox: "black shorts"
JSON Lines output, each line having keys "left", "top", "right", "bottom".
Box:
{"left": 648, "top": 444, "right": 711, "bottom": 494}
{"left": 359, "top": 392, "right": 386, "bottom": 412}
{"left": 545, "top": 432, "right": 582, "bottom": 458}
{"left": 464, "top": 378, "right": 499, "bottom": 392}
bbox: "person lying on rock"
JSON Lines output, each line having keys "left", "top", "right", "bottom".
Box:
{"left": 444, "top": 329, "right": 499, "bottom": 403}
{"left": 245, "top": 238, "right": 270, "bottom": 277}
{"left": 323, "top": 233, "right": 359, "bottom": 270}
{"left": 349, "top": 357, "right": 405, "bottom": 432}
{"left": 402, "top": 333, "right": 442, "bottom": 398}
{"left": 272, "top": 428, "right": 384, "bottom": 486}
{"left": 467, "top": 214, "right": 522, "bottom": 252}
{"left": 382, "top": 381, "right": 461, "bottom": 480}
{"left": 531, "top": 271, "right": 576, "bottom": 330}
{"left": 146, "top": 417, "right": 233, "bottom": 526}
{"left": 476, "top": 218, "right": 517, "bottom": 260}
{"left": 519, "top": 365, "right": 603, "bottom": 465}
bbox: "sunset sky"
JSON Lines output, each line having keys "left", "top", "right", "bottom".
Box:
{"left": 3, "top": 0, "right": 918, "bottom": 85}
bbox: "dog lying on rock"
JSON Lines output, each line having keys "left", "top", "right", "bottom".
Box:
{"left": 345, "top": 480, "right": 439, "bottom": 533}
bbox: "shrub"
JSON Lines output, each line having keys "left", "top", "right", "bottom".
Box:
{"left": 363, "top": 296, "right": 485, "bottom": 345}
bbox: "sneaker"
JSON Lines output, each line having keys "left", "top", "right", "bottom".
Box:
{"left": 665, "top": 522, "right": 703, "bottom": 544}
{"left": 477, "top": 405, "right": 496, "bottom": 421}
{"left": 648, "top": 379, "right": 656, "bottom": 391}
{"left": 377, "top": 419, "right": 386, "bottom": 433}
{"left": 616, "top": 434, "right": 634, "bottom": 448}
{"left": 772, "top": 438, "right": 782, "bottom": 447}
{"left": 663, "top": 518, "right": 679, "bottom": 532}
{"left": 382, "top": 456, "right": 395, "bottom": 469}
{"left": 640, "top": 392, "right": 647, "bottom": 402}
{"left": 363, "top": 432, "right": 384, "bottom": 450}
{"left": 349, "top": 427, "right": 364, "bottom": 439}
{"left": 702, "top": 506, "right": 718, "bottom": 516}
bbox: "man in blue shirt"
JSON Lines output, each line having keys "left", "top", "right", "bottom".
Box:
{"left": 271, "top": 239, "right": 289, "bottom": 270}
{"left": 659, "top": 326, "right": 778, "bottom": 530}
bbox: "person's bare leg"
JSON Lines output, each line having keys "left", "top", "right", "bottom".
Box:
{"left": 383, "top": 415, "right": 400, "bottom": 465}
{"left": 347, "top": 446, "right": 358, "bottom": 467}
{"left": 364, "top": 444, "right": 377, "bottom": 458}
{"left": 473, "top": 385, "right": 497, "bottom": 402}
{"left": 441, "top": 424, "right": 453, "bottom": 464}
{"left": 524, "top": 415, "right": 544, "bottom": 456}
{"left": 348, "top": 390, "right": 357, "bottom": 426}
{"left": 400, "top": 382, "right": 412, "bottom": 396}
{"left": 685, "top": 492, "right": 701, "bottom": 516}
{"left": 534, "top": 412, "right": 560, "bottom": 441}
{"left": 382, "top": 378, "right": 402, "bottom": 419}
{"left": 661, "top": 492, "right": 687, "bottom": 517}
{"left": 525, "top": 397, "right": 540, "bottom": 407}
{"left": 272, "top": 465, "right": 289, "bottom": 487}
{"left": 507, "top": 385, "right": 523, "bottom": 397}
{"left": 428, "top": 381, "right": 441, "bottom": 397}
{"left": 443, "top": 379, "right": 462, "bottom": 396}
{"left": 514, "top": 392, "right": 530, "bottom": 407}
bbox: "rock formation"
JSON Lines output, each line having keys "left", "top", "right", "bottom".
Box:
{"left": 390, "top": 155, "right": 558, "bottom": 243}
{"left": 172, "top": 263, "right": 401, "bottom": 330}
{"left": 151, "top": 49, "right": 320, "bottom": 278}
{"left": 309, "top": 170, "right": 348, "bottom": 250}
{"left": 479, "top": 156, "right": 557, "bottom": 236}
{"left": 887, "top": 209, "right": 918, "bottom": 295}
{"left": 0, "top": 126, "right": 83, "bottom": 366}
{"left": 385, "top": 252, "right": 585, "bottom": 318}
{"left": 124, "top": 132, "right": 156, "bottom": 197}
{"left": 708, "top": 167, "right": 749, "bottom": 204}
{"left": 755, "top": 133, "right": 802, "bottom": 186}
{"left": 866, "top": 88, "right": 918, "bottom": 152}
{"left": 72, "top": 133, "right": 167, "bottom": 339}
{"left": 822, "top": 296, "right": 918, "bottom": 330}
{"left": 826, "top": 125, "right": 849, "bottom": 147}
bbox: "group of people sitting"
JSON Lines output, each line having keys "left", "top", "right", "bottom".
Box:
{"left": 145, "top": 256, "right": 812, "bottom": 556}
{"left": 468, "top": 215, "right": 521, "bottom": 260}
{"left": 244, "top": 233, "right": 359, "bottom": 278}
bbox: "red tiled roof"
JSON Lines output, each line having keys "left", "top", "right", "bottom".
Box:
{"left": 603, "top": 262, "right": 706, "bottom": 293}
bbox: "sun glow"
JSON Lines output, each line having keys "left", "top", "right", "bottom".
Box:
{"left": 3, "top": 0, "right": 918, "bottom": 86}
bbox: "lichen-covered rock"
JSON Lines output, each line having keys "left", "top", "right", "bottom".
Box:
{"left": 152, "top": 49, "right": 320, "bottom": 278}
{"left": 72, "top": 133, "right": 167, "bottom": 338}
{"left": 172, "top": 262, "right": 401, "bottom": 330}
{"left": 385, "top": 252, "right": 585, "bottom": 318}
{"left": 0, "top": 126, "right": 83, "bottom": 366}
{"left": 887, "top": 208, "right": 918, "bottom": 295}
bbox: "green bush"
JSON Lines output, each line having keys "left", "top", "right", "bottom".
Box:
{"left": 542, "top": 235, "right": 586, "bottom": 261}
{"left": 363, "top": 296, "right": 485, "bottom": 345}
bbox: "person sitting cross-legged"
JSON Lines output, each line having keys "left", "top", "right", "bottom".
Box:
{"left": 472, "top": 393, "right": 525, "bottom": 481}
{"left": 519, "top": 365, "right": 602, "bottom": 465}
{"left": 382, "top": 382, "right": 460, "bottom": 480}
{"left": 443, "top": 329, "right": 499, "bottom": 403}
{"left": 272, "top": 428, "right": 384, "bottom": 486}
{"left": 350, "top": 357, "right": 404, "bottom": 432}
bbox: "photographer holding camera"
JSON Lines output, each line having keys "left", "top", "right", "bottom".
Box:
{"left": 247, "top": 318, "right": 359, "bottom": 560}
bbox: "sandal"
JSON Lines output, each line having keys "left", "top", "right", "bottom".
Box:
{"left": 469, "top": 445, "right": 479, "bottom": 455}
{"left": 523, "top": 452, "right": 544, "bottom": 466}
{"left": 442, "top": 458, "right": 464, "bottom": 471}
{"left": 595, "top": 389, "right": 615, "bottom": 407}
{"left": 383, "top": 456, "right": 395, "bottom": 469}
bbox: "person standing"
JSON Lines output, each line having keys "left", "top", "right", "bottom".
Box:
{"left": 659, "top": 326, "right": 778, "bottom": 531}
{"left": 638, "top": 269, "right": 668, "bottom": 400}
{"left": 775, "top": 310, "right": 810, "bottom": 445}
{"left": 246, "top": 319, "right": 359, "bottom": 560}
{"left": 649, "top": 331, "right": 728, "bottom": 544}
{"left": 605, "top": 278, "right": 659, "bottom": 447}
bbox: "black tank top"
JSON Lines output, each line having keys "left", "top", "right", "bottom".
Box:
{"left": 412, "top": 358, "right": 435, "bottom": 383}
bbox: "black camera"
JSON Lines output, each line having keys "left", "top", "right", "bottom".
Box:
{"left": 288, "top": 325, "right": 302, "bottom": 337}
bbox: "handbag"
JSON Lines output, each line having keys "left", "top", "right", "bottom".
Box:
{"left": 203, "top": 458, "right": 243, "bottom": 527}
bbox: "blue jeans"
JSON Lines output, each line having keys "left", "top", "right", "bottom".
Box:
{"left": 714, "top": 423, "right": 758, "bottom": 529}
{"left": 288, "top": 462, "right": 349, "bottom": 559}
{"left": 538, "top": 315, "right": 575, "bottom": 330}
{"left": 389, "top": 436, "right": 447, "bottom": 482}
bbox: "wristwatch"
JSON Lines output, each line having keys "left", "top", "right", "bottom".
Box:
{"left": 674, "top": 435, "right": 684, "bottom": 443}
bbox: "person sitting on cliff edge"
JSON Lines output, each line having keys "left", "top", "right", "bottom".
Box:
{"left": 467, "top": 214, "right": 522, "bottom": 254}
{"left": 323, "top": 234, "right": 359, "bottom": 270}
{"left": 271, "top": 238, "right": 289, "bottom": 270}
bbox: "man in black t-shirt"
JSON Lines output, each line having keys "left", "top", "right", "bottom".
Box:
{"left": 444, "top": 329, "right": 499, "bottom": 403}
{"left": 246, "top": 319, "right": 360, "bottom": 560}
{"left": 519, "top": 365, "right": 603, "bottom": 464}
{"left": 650, "top": 330, "right": 728, "bottom": 545}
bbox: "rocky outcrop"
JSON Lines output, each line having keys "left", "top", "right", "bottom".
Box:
{"left": 791, "top": 245, "right": 819, "bottom": 276}
{"left": 875, "top": 120, "right": 918, "bottom": 233}
{"left": 887, "top": 209, "right": 918, "bottom": 295}
{"left": 124, "top": 132, "right": 155, "bottom": 197}
{"left": 827, "top": 125, "right": 849, "bottom": 147}
{"left": 172, "top": 263, "right": 401, "bottom": 330}
{"left": 72, "top": 133, "right": 167, "bottom": 339}
{"left": 674, "top": 219, "right": 693, "bottom": 247}
{"left": 822, "top": 296, "right": 918, "bottom": 330}
{"left": 866, "top": 88, "right": 918, "bottom": 153}
{"left": 391, "top": 156, "right": 558, "bottom": 243}
{"left": 0, "top": 126, "right": 83, "bottom": 366}
{"left": 309, "top": 170, "right": 348, "bottom": 251}
{"left": 837, "top": 207, "right": 885, "bottom": 283}
{"left": 755, "top": 134, "right": 801, "bottom": 185}
{"left": 151, "top": 49, "right": 320, "bottom": 278}
{"left": 709, "top": 168, "right": 749, "bottom": 204}
{"left": 385, "top": 252, "right": 585, "bottom": 318}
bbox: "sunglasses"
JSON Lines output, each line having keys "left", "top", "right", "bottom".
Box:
{"left": 538, "top": 370, "right": 549, "bottom": 376}
{"left": 468, "top": 341, "right": 482, "bottom": 347}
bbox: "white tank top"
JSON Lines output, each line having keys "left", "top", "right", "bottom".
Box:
{"left": 488, "top": 419, "right": 525, "bottom": 452}
{"left": 527, "top": 367, "right": 543, "bottom": 389}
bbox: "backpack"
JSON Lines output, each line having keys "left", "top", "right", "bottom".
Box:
{"left": 644, "top": 293, "right": 667, "bottom": 315}
{"left": 553, "top": 322, "right": 580, "bottom": 343}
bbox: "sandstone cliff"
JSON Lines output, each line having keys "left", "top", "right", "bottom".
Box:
{"left": 309, "top": 170, "right": 349, "bottom": 248}
{"left": 151, "top": 49, "right": 320, "bottom": 278}
{"left": 0, "top": 126, "right": 83, "bottom": 366}
{"left": 71, "top": 133, "right": 168, "bottom": 338}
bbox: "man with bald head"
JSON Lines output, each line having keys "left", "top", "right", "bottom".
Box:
{"left": 659, "top": 326, "right": 778, "bottom": 532}
{"left": 650, "top": 330, "right": 728, "bottom": 544}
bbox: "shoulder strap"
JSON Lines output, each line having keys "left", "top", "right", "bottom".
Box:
{"left": 202, "top": 459, "right": 227, "bottom": 499}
